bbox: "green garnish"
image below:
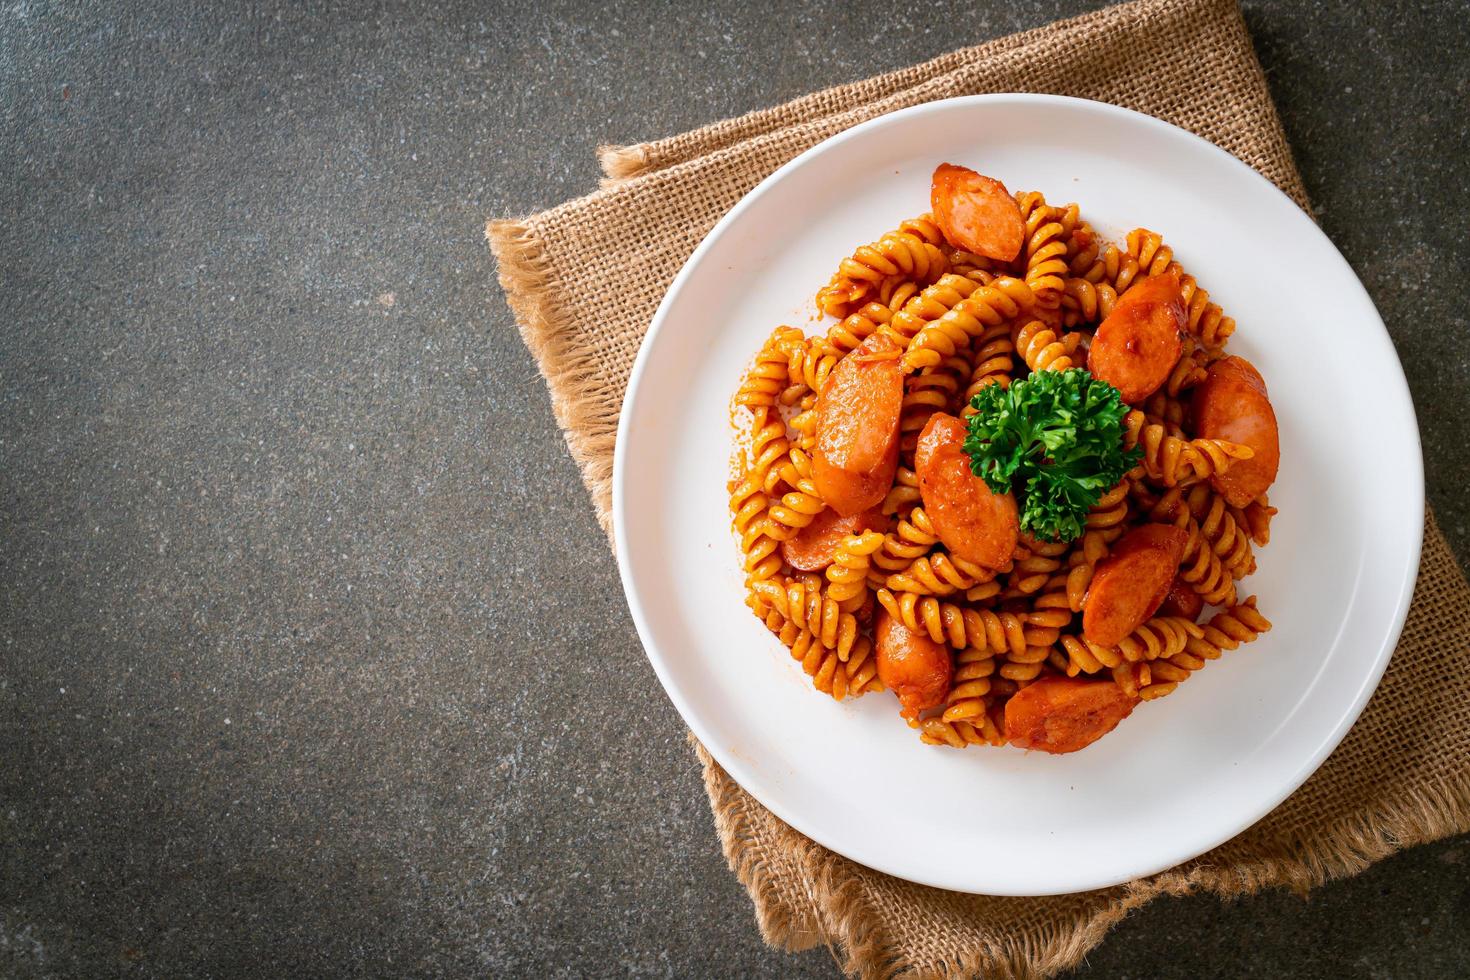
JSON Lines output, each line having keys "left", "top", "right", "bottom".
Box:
{"left": 963, "top": 368, "right": 1141, "bottom": 543}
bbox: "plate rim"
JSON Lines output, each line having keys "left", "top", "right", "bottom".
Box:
{"left": 611, "top": 93, "right": 1424, "bottom": 895}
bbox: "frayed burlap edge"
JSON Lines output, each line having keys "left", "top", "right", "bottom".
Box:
{"left": 697, "top": 735, "right": 1470, "bottom": 980}
{"left": 486, "top": 219, "right": 618, "bottom": 542}
{"left": 598, "top": 142, "right": 653, "bottom": 183}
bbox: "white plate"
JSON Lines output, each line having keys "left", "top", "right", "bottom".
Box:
{"left": 612, "top": 95, "right": 1422, "bottom": 896}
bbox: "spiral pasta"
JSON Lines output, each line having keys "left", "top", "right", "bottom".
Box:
{"left": 878, "top": 275, "right": 923, "bottom": 314}
{"left": 728, "top": 472, "right": 782, "bottom": 584}
{"left": 1118, "top": 228, "right": 1238, "bottom": 350}
{"left": 959, "top": 320, "right": 1016, "bottom": 408}
{"left": 728, "top": 172, "right": 1277, "bottom": 752}
{"left": 815, "top": 216, "right": 949, "bottom": 318}
{"left": 1124, "top": 410, "right": 1254, "bottom": 487}
{"left": 1057, "top": 616, "right": 1197, "bottom": 675}
{"left": 1177, "top": 514, "right": 1239, "bottom": 607}
{"left": 824, "top": 301, "right": 896, "bottom": 354}
{"left": 1112, "top": 616, "right": 1201, "bottom": 663}
{"left": 1065, "top": 219, "right": 1102, "bottom": 277}
{"left": 1011, "top": 318, "right": 1081, "bottom": 373}
{"left": 782, "top": 334, "right": 843, "bottom": 397}
{"left": 899, "top": 353, "right": 972, "bottom": 449}
{"left": 1084, "top": 243, "right": 1144, "bottom": 296}
{"left": 919, "top": 707, "right": 1006, "bottom": 748}
{"left": 884, "top": 273, "right": 988, "bottom": 347}
{"left": 871, "top": 507, "right": 943, "bottom": 575}
{"left": 750, "top": 586, "right": 883, "bottom": 700}
{"left": 1144, "top": 486, "right": 1240, "bottom": 607}
{"left": 1053, "top": 201, "right": 1082, "bottom": 238}
{"left": 885, "top": 549, "right": 996, "bottom": 596}
{"left": 1182, "top": 596, "right": 1271, "bottom": 661}
{"left": 1060, "top": 276, "right": 1118, "bottom": 327}
{"left": 1005, "top": 536, "right": 1069, "bottom": 596}
{"left": 875, "top": 588, "right": 1058, "bottom": 654}
{"left": 1125, "top": 227, "right": 1175, "bottom": 279}
{"left": 1064, "top": 528, "right": 1113, "bottom": 612}
{"left": 941, "top": 647, "right": 997, "bottom": 723}
{"left": 752, "top": 574, "right": 861, "bottom": 661}
{"left": 949, "top": 251, "right": 1000, "bottom": 280}
{"left": 879, "top": 464, "right": 921, "bottom": 516}
{"left": 1163, "top": 337, "right": 1208, "bottom": 398}
{"left": 901, "top": 276, "right": 1036, "bottom": 372}
{"left": 826, "top": 531, "right": 884, "bottom": 605}
{"left": 998, "top": 640, "right": 1052, "bottom": 682}
{"left": 1136, "top": 598, "right": 1272, "bottom": 700}
{"left": 1085, "top": 477, "right": 1132, "bottom": 532}
{"left": 1021, "top": 575, "right": 1073, "bottom": 630}
{"left": 1183, "top": 484, "right": 1256, "bottom": 579}
{"left": 1017, "top": 192, "right": 1068, "bottom": 308}
{"left": 735, "top": 327, "right": 798, "bottom": 409}
{"left": 1236, "top": 494, "right": 1277, "bottom": 546}
{"left": 787, "top": 398, "right": 818, "bottom": 453}
{"left": 762, "top": 449, "right": 827, "bottom": 541}
{"left": 1141, "top": 391, "right": 1187, "bottom": 439}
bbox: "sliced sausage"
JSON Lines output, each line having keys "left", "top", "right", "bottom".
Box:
{"left": 1086, "top": 267, "right": 1185, "bottom": 403}
{"left": 780, "top": 506, "right": 890, "bottom": 571}
{"left": 930, "top": 163, "right": 1025, "bottom": 263}
{"left": 1156, "top": 578, "right": 1204, "bottom": 622}
{"left": 813, "top": 332, "right": 903, "bottom": 516}
{"left": 876, "top": 609, "right": 953, "bottom": 721}
{"left": 1192, "top": 355, "right": 1280, "bottom": 508}
{"left": 1004, "top": 676, "right": 1139, "bottom": 754}
{"left": 914, "top": 413, "right": 1019, "bottom": 569}
{"left": 1082, "top": 523, "right": 1189, "bottom": 646}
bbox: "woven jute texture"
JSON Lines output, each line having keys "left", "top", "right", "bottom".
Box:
{"left": 487, "top": 0, "right": 1470, "bottom": 975}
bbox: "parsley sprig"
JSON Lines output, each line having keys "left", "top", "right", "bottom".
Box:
{"left": 963, "top": 369, "right": 1141, "bottom": 543}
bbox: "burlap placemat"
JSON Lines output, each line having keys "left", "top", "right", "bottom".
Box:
{"left": 487, "top": 0, "right": 1470, "bottom": 975}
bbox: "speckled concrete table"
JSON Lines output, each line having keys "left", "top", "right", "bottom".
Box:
{"left": 2, "top": 1, "right": 1467, "bottom": 976}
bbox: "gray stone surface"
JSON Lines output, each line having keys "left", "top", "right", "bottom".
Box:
{"left": 1, "top": 0, "right": 1466, "bottom": 976}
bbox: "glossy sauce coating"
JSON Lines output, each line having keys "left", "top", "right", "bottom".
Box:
{"left": 1192, "top": 355, "right": 1280, "bottom": 508}
{"left": 914, "top": 413, "right": 1019, "bottom": 569}
{"left": 930, "top": 163, "right": 1025, "bottom": 262}
{"left": 1005, "top": 676, "right": 1139, "bottom": 754}
{"left": 876, "top": 610, "right": 953, "bottom": 720}
{"left": 1087, "top": 268, "right": 1186, "bottom": 403}
{"left": 813, "top": 331, "right": 903, "bottom": 516}
{"left": 1082, "top": 523, "right": 1189, "bottom": 646}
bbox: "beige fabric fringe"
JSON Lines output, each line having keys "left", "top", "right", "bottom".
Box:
{"left": 487, "top": 0, "right": 1470, "bottom": 974}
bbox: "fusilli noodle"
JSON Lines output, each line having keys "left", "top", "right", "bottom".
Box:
{"left": 826, "top": 531, "right": 884, "bottom": 605}
{"left": 1125, "top": 410, "right": 1254, "bottom": 487}
{"left": 901, "top": 277, "right": 1036, "bottom": 372}
{"left": 1017, "top": 192, "right": 1068, "bottom": 308}
{"left": 815, "top": 216, "right": 949, "bottom": 318}
{"left": 1011, "top": 318, "right": 1081, "bottom": 373}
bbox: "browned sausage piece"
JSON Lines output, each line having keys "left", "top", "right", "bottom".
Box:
{"left": 1082, "top": 523, "right": 1189, "bottom": 647}
{"left": 914, "top": 412, "right": 1019, "bottom": 569}
{"left": 1156, "top": 577, "right": 1204, "bottom": 622}
{"left": 1192, "top": 355, "right": 1281, "bottom": 508}
{"left": 1087, "top": 267, "right": 1185, "bottom": 403}
{"left": 812, "top": 331, "right": 903, "bottom": 516}
{"left": 930, "top": 163, "right": 1026, "bottom": 262}
{"left": 876, "top": 609, "right": 953, "bottom": 721}
{"left": 1004, "top": 676, "right": 1140, "bottom": 754}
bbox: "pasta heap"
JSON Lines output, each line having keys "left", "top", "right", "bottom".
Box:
{"left": 728, "top": 163, "right": 1280, "bottom": 754}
